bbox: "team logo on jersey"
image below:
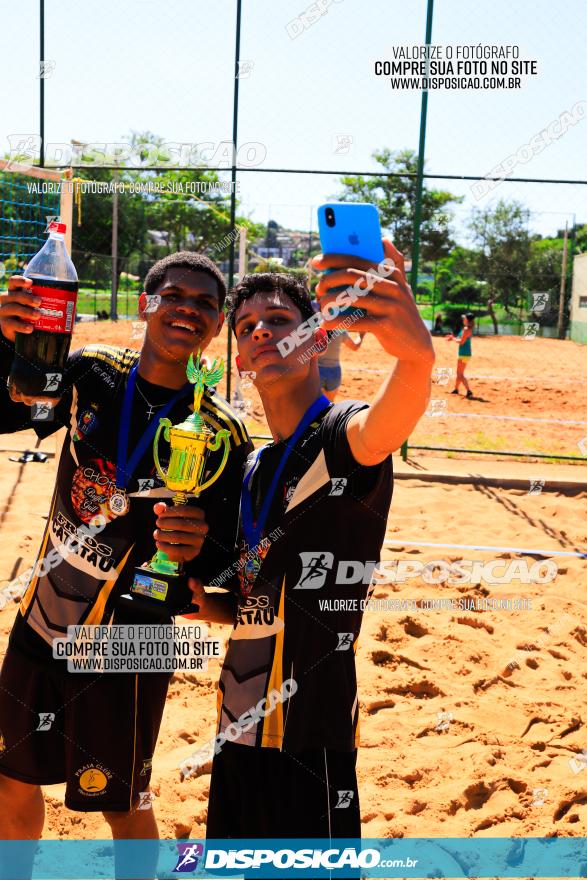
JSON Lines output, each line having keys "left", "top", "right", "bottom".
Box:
{"left": 51, "top": 511, "right": 115, "bottom": 576}
{"left": 71, "top": 458, "right": 119, "bottom": 524}
{"left": 232, "top": 594, "right": 284, "bottom": 640}
{"left": 91, "top": 362, "right": 116, "bottom": 388}
{"left": 73, "top": 405, "right": 99, "bottom": 441}
{"left": 77, "top": 763, "right": 112, "bottom": 796}
{"left": 292, "top": 551, "right": 334, "bottom": 589}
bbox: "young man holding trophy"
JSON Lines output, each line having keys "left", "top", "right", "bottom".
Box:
{"left": 186, "top": 239, "right": 434, "bottom": 839}
{"left": 0, "top": 253, "right": 251, "bottom": 849}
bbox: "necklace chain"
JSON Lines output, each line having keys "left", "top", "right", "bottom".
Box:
{"left": 134, "top": 379, "right": 166, "bottom": 410}
{"left": 134, "top": 378, "right": 170, "bottom": 420}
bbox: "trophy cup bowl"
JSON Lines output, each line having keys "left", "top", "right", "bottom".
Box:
{"left": 117, "top": 354, "right": 230, "bottom": 622}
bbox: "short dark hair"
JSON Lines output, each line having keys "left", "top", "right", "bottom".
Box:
{"left": 465, "top": 312, "right": 476, "bottom": 322}
{"left": 144, "top": 252, "right": 227, "bottom": 309}
{"left": 226, "top": 273, "right": 314, "bottom": 334}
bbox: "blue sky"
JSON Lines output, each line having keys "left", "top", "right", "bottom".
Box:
{"left": 2, "top": 0, "right": 586, "bottom": 244}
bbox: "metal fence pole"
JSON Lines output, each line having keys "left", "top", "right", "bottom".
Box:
{"left": 226, "top": 0, "right": 243, "bottom": 403}
{"left": 401, "top": 0, "right": 434, "bottom": 464}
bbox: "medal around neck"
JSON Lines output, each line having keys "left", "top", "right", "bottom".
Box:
{"left": 118, "top": 353, "right": 230, "bottom": 620}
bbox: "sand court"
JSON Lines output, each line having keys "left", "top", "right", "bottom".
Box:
{"left": 0, "top": 322, "right": 585, "bottom": 839}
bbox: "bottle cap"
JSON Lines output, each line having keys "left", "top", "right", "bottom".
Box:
{"left": 48, "top": 221, "right": 66, "bottom": 234}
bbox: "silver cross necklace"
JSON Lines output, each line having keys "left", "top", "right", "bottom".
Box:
{"left": 134, "top": 380, "right": 167, "bottom": 420}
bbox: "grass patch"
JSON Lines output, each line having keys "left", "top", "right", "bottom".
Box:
{"left": 77, "top": 290, "right": 138, "bottom": 317}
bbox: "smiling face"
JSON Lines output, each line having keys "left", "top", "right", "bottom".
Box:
{"left": 142, "top": 267, "right": 224, "bottom": 364}
{"left": 233, "top": 289, "right": 318, "bottom": 392}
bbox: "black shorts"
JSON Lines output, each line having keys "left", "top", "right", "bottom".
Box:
{"left": 206, "top": 742, "right": 361, "bottom": 839}
{"left": 0, "top": 644, "right": 170, "bottom": 812}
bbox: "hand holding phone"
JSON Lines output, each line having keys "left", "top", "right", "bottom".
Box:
{"left": 317, "top": 203, "right": 385, "bottom": 265}
{"left": 311, "top": 233, "right": 433, "bottom": 367}
{"left": 316, "top": 203, "right": 385, "bottom": 321}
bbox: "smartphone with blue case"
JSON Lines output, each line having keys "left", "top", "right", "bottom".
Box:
{"left": 317, "top": 202, "right": 384, "bottom": 320}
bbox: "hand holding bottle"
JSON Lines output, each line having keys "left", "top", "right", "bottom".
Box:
{"left": 1, "top": 277, "right": 57, "bottom": 404}
{"left": 0, "top": 276, "right": 41, "bottom": 343}
{"left": 5, "top": 221, "right": 77, "bottom": 403}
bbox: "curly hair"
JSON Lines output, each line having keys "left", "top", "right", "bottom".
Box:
{"left": 226, "top": 273, "right": 315, "bottom": 333}
{"left": 144, "top": 251, "right": 227, "bottom": 308}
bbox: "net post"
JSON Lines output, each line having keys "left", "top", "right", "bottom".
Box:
{"left": 60, "top": 168, "right": 74, "bottom": 255}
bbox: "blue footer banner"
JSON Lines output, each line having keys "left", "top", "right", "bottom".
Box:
{"left": 1, "top": 837, "right": 587, "bottom": 879}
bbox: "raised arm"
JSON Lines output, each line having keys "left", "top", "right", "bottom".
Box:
{"left": 446, "top": 327, "right": 472, "bottom": 344}
{"left": 0, "top": 275, "right": 75, "bottom": 436}
{"left": 313, "top": 239, "right": 434, "bottom": 465}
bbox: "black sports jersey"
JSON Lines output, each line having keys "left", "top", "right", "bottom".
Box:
{"left": 0, "top": 334, "right": 251, "bottom": 661}
{"left": 217, "top": 400, "right": 393, "bottom": 752}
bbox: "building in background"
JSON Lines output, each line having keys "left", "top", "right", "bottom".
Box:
{"left": 570, "top": 251, "right": 587, "bottom": 343}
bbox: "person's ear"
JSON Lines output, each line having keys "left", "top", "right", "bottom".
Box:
{"left": 138, "top": 292, "right": 147, "bottom": 319}
{"left": 235, "top": 355, "right": 243, "bottom": 374}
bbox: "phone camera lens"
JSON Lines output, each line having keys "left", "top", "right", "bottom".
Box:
{"left": 325, "top": 208, "right": 335, "bottom": 228}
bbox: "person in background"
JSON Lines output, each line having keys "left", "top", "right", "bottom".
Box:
{"left": 446, "top": 312, "right": 475, "bottom": 398}
{"left": 432, "top": 313, "right": 444, "bottom": 335}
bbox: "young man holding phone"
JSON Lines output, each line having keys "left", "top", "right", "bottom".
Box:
{"left": 187, "top": 238, "right": 434, "bottom": 839}
{"left": 0, "top": 253, "right": 250, "bottom": 858}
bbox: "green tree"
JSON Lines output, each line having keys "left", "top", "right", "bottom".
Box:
{"left": 251, "top": 257, "right": 288, "bottom": 273}
{"left": 573, "top": 223, "right": 587, "bottom": 253}
{"left": 526, "top": 238, "right": 563, "bottom": 297}
{"left": 337, "top": 148, "right": 463, "bottom": 260}
{"left": 435, "top": 246, "right": 478, "bottom": 293}
{"left": 70, "top": 132, "right": 262, "bottom": 282}
{"left": 468, "top": 200, "right": 531, "bottom": 313}
{"left": 71, "top": 167, "right": 148, "bottom": 286}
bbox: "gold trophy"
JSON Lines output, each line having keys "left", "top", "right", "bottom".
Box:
{"left": 119, "top": 353, "right": 230, "bottom": 620}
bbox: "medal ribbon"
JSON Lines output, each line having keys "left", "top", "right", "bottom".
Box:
{"left": 240, "top": 394, "right": 331, "bottom": 549}
{"left": 116, "top": 364, "right": 191, "bottom": 491}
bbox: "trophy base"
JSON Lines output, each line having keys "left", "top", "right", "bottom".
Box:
{"left": 117, "top": 564, "right": 199, "bottom": 622}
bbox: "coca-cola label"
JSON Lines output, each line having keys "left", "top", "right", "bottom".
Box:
{"left": 32, "top": 284, "right": 77, "bottom": 333}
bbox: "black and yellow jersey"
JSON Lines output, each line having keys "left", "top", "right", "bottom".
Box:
{"left": 0, "top": 340, "right": 251, "bottom": 662}
{"left": 217, "top": 401, "right": 393, "bottom": 753}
